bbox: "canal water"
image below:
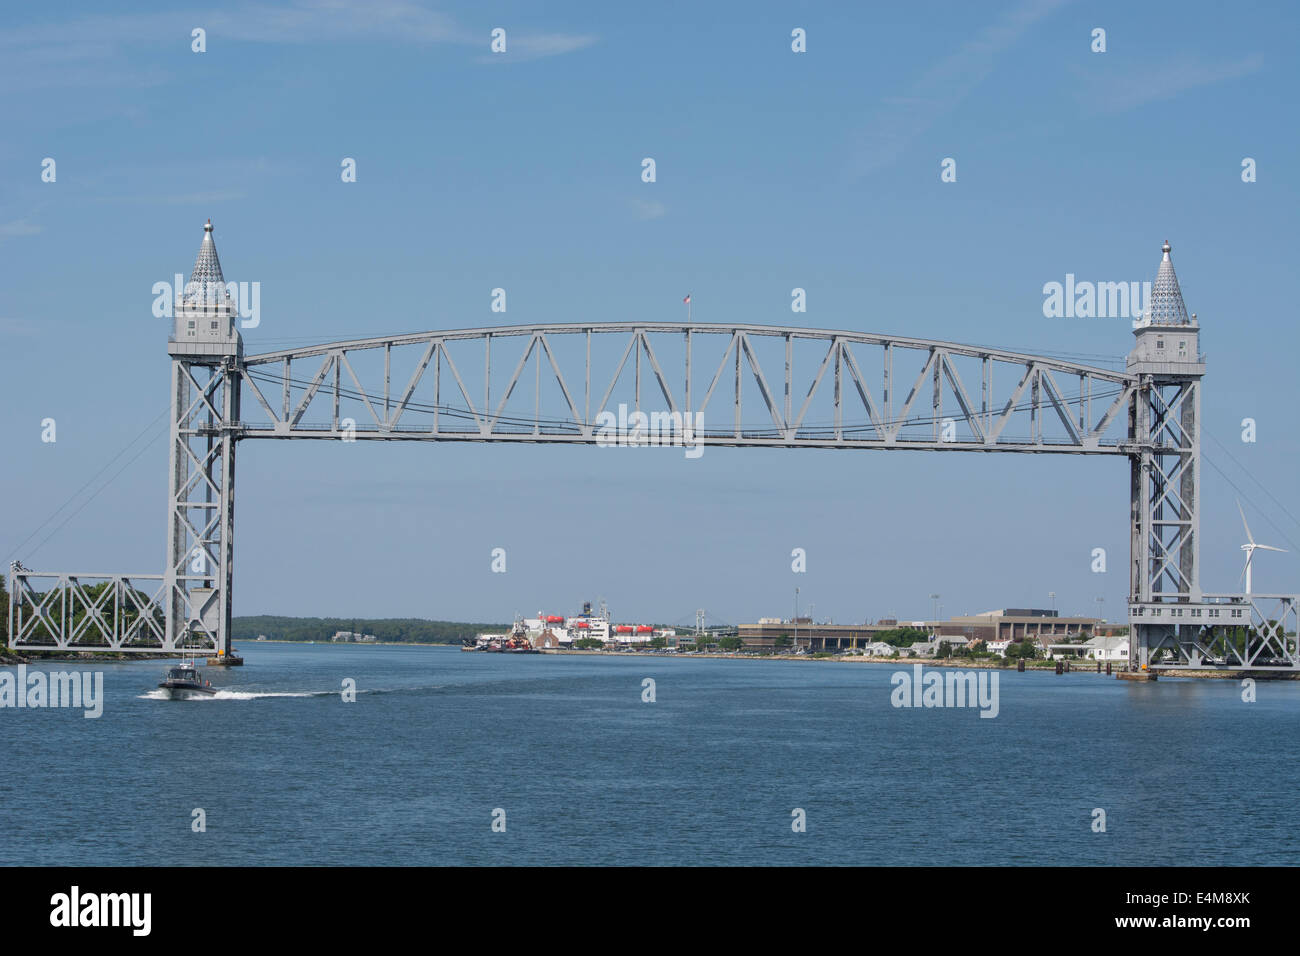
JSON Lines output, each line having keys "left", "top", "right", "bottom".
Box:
{"left": 2, "top": 643, "right": 1295, "bottom": 865}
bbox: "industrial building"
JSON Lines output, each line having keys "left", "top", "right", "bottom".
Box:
{"left": 936, "top": 609, "right": 1104, "bottom": 644}
{"left": 738, "top": 620, "right": 904, "bottom": 652}
{"left": 739, "top": 608, "right": 1104, "bottom": 653}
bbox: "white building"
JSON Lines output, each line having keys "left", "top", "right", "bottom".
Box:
{"left": 987, "top": 638, "right": 1014, "bottom": 657}
{"left": 1083, "top": 635, "right": 1130, "bottom": 662}
{"left": 902, "top": 640, "right": 938, "bottom": 658}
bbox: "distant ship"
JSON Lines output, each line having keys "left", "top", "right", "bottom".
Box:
{"left": 462, "top": 631, "right": 539, "bottom": 653}
{"left": 464, "top": 602, "right": 675, "bottom": 651}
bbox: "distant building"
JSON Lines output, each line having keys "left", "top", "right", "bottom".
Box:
{"left": 534, "top": 629, "right": 563, "bottom": 649}
{"left": 1045, "top": 641, "right": 1090, "bottom": 660}
{"left": 940, "top": 609, "right": 1101, "bottom": 645}
{"left": 331, "top": 630, "right": 377, "bottom": 643}
{"left": 740, "top": 607, "right": 1103, "bottom": 655}
{"left": 738, "top": 620, "right": 902, "bottom": 652}
{"left": 1084, "top": 635, "right": 1130, "bottom": 662}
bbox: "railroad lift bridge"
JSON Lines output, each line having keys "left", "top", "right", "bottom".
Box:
{"left": 8, "top": 224, "right": 1298, "bottom": 672}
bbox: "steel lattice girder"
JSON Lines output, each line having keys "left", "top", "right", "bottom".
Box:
{"left": 6, "top": 571, "right": 175, "bottom": 651}
{"left": 1134, "top": 594, "right": 1300, "bottom": 670}
{"left": 233, "top": 323, "right": 1139, "bottom": 453}
{"left": 1132, "top": 376, "right": 1201, "bottom": 603}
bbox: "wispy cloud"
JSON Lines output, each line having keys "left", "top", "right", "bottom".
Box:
{"left": 0, "top": 219, "right": 42, "bottom": 240}
{"left": 0, "top": 1, "right": 597, "bottom": 90}
{"left": 475, "top": 31, "right": 598, "bottom": 63}
{"left": 628, "top": 198, "right": 666, "bottom": 221}
{"left": 1074, "top": 53, "right": 1264, "bottom": 114}
{"left": 847, "top": 0, "right": 1067, "bottom": 177}
{"left": 205, "top": 0, "right": 462, "bottom": 45}
{"left": 510, "top": 33, "right": 597, "bottom": 58}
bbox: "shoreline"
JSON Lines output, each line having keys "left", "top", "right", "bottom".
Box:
{"left": 0, "top": 650, "right": 190, "bottom": 664}
{"left": 7, "top": 640, "right": 1293, "bottom": 679}
{"left": 376, "top": 642, "right": 1300, "bottom": 678}
{"left": 537, "top": 650, "right": 1299, "bottom": 677}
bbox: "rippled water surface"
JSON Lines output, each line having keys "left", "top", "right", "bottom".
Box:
{"left": 2, "top": 643, "right": 1296, "bottom": 865}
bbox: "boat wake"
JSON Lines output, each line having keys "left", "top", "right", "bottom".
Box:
{"left": 137, "top": 685, "right": 446, "bottom": 701}
{"left": 137, "top": 688, "right": 334, "bottom": 701}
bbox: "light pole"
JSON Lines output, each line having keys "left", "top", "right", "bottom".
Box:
{"left": 1049, "top": 591, "right": 1056, "bottom": 612}
{"left": 930, "top": 593, "right": 941, "bottom": 630}
{"left": 794, "top": 586, "right": 799, "bottom": 651}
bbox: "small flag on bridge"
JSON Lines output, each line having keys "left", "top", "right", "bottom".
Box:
{"left": 683, "top": 294, "right": 691, "bottom": 304}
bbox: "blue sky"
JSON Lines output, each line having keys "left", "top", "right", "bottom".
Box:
{"left": 2, "top": 0, "right": 1298, "bottom": 627}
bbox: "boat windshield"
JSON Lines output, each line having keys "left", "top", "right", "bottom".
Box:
{"left": 166, "top": 667, "right": 195, "bottom": 681}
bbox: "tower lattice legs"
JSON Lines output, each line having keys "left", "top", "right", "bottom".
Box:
{"left": 164, "top": 358, "right": 239, "bottom": 655}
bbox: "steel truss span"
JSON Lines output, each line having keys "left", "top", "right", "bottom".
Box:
{"left": 234, "top": 323, "right": 1139, "bottom": 454}
{"left": 1130, "top": 595, "right": 1300, "bottom": 670}
{"left": 8, "top": 573, "right": 170, "bottom": 652}
{"left": 7, "top": 226, "right": 1297, "bottom": 671}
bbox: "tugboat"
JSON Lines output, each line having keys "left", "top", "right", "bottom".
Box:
{"left": 158, "top": 661, "right": 217, "bottom": 699}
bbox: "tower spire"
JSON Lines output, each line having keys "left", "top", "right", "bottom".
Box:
{"left": 1145, "top": 238, "right": 1191, "bottom": 326}
{"left": 169, "top": 219, "right": 241, "bottom": 359}
{"left": 183, "top": 218, "right": 227, "bottom": 306}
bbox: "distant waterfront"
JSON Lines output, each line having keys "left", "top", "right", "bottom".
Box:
{"left": 246, "top": 639, "right": 1292, "bottom": 678}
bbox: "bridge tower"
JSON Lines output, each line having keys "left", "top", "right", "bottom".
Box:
{"left": 164, "top": 220, "right": 243, "bottom": 657}
{"left": 1126, "top": 241, "right": 1205, "bottom": 667}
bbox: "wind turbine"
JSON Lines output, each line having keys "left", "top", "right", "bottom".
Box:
{"left": 1237, "top": 500, "right": 1286, "bottom": 595}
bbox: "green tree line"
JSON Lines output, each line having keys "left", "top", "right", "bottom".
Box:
{"left": 232, "top": 615, "right": 509, "bottom": 644}
{"left": 872, "top": 627, "right": 933, "bottom": 647}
